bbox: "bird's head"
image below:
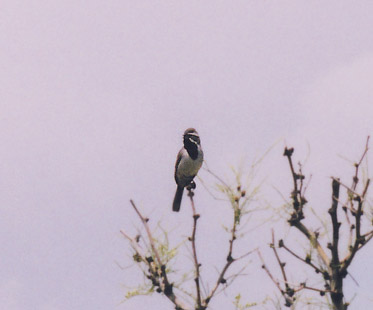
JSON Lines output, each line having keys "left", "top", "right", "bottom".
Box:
{"left": 183, "top": 128, "right": 200, "bottom": 145}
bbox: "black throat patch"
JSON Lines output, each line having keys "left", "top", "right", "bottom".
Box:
{"left": 184, "top": 136, "right": 199, "bottom": 160}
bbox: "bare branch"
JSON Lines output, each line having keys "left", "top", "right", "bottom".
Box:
{"left": 294, "top": 283, "right": 331, "bottom": 295}
{"left": 204, "top": 188, "right": 252, "bottom": 307}
{"left": 187, "top": 188, "right": 203, "bottom": 309}
{"left": 257, "top": 250, "right": 283, "bottom": 294}
{"left": 327, "top": 179, "right": 344, "bottom": 309}
{"left": 293, "top": 218, "right": 331, "bottom": 271}
{"left": 270, "top": 230, "right": 289, "bottom": 291}
{"left": 127, "top": 200, "right": 190, "bottom": 310}
{"left": 352, "top": 136, "right": 370, "bottom": 192}
{"left": 281, "top": 139, "right": 372, "bottom": 310}
{"left": 328, "top": 179, "right": 341, "bottom": 268}
{"left": 258, "top": 249, "right": 295, "bottom": 308}
{"left": 284, "top": 147, "right": 331, "bottom": 271}
{"left": 280, "top": 240, "right": 323, "bottom": 274}
{"left": 341, "top": 183, "right": 371, "bottom": 273}
{"left": 130, "top": 200, "right": 163, "bottom": 267}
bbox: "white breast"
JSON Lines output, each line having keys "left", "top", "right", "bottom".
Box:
{"left": 176, "top": 147, "right": 203, "bottom": 182}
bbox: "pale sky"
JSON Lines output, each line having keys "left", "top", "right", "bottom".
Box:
{"left": 1, "top": 1, "right": 373, "bottom": 310}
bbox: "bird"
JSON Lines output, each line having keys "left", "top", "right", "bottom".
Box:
{"left": 172, "top": 128, "right": 204, "bottom": 212}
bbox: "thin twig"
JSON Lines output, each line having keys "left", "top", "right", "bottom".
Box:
{"left": 203, "top": 163, "right": 232, "bottom": 191}
{"left": 341, "top": 181, "right": 371, "bottom": 273}
{"left": 204, "top": 196, "right": 240, "bottom": 306}
{"left": 258, "top": 250, "right": 283, "bottom": 294}
{"left": 128, "top": 200, "right": 189, "bottom": 309}
{"left": 121, "top": 229, "right": 191, "bottom": 310}
{"left": 294, "top": 283, "right": 331, "bottom": 294}
{"left": 130, "top": 200, "right": 163, "bottom": 267}
{"left": 281, "top": 242, "right": 323, "bottom": 274}
{"left": 331, "top": 178, "right": 361, "bottom": 203}
{"left": 271, "top": 230, "right": 289, "bottom": 290}
{"left": 187, "top": 189, "right": 203, "bottom": 309}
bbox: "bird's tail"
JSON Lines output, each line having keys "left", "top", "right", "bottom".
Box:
{"left": 172, "top": 186, "right": 184, "bottom": 212}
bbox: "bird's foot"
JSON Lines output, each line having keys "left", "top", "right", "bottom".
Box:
{"left": 186, "top": 181, "right": 196, "bottom": 190}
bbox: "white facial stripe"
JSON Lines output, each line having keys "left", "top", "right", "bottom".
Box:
{"left": 187, "top": 132, "right": 199, "bottom": 137}
{"left": 189, "top": 137, "right": 198, "bottom": 145}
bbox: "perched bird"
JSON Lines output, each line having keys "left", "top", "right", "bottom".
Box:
{"left": 173, "top": 128, "right": 204, "bottom": 212}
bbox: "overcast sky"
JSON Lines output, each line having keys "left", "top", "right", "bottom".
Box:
{"left": 1, "top": 1, "right": 373, "bottom": 310}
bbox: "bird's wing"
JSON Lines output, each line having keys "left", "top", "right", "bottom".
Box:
{"left": 174, "top": 148, "right": 183, "bottom": 184}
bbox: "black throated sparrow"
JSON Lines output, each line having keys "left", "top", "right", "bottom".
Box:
{"left": 172, "top": 128, "right": 204, "bottom": 212}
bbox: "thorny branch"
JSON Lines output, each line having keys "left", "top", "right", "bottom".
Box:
{"left": 272, "top": 137, "right": 372, "bottom": 310}
{"left": 122, "top": 200, "right": 190, "bottom": 310}
{"left": 123, "top": 172, "right": 256, "bottom": 310}
{"left": 260, "top": 231, "right": 333, "bottom": 308}
{"left": 284, "top": 147, "right": 331, "bottom": 271}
